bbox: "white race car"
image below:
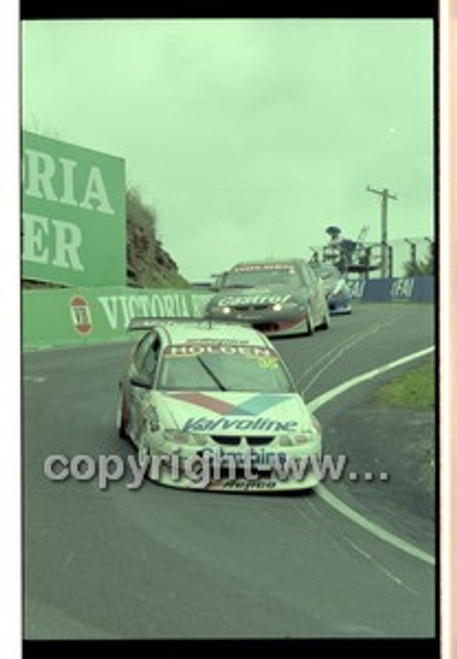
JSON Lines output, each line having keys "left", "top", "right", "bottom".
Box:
{"left": 116, "top": 318, "right": 322, "bottom": 492}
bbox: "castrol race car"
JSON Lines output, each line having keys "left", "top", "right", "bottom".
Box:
{"left": 205, "top": 259, "right": 330, "bottom": 337}
{"left": 116, "top": 318, "right": 323, "bottom": 492}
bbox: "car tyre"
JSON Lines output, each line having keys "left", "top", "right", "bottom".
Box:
{"left": 306, "top": 307, "right": 315, "bottom": 336}
{"left": 116, "top": 386, "right": 130, "bottom": 439}
{"left": 138, "top": 439, "right": 150, "bottom": 464}
{"left": 320, "top": 307, "right": 331, "bottom": 330}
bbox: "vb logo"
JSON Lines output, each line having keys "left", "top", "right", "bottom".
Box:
{"left": 70, "top": 296, "right": 93, "bottom": 335}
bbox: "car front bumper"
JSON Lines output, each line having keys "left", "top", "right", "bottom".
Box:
{"left": 143, "top": 433, "right": 323, "bottom": 491}
{"left": 328, "top": 299, "right": 352, "bottom": 314}
{"left": 206, "top": 308, "right": 311, "bottom": 336}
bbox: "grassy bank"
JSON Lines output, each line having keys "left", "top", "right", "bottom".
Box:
{"left": 375, "top": 357, "right": 435, "bottom": 494}
{"left": 376, "top": 357, "right": 435, "bottom": 409}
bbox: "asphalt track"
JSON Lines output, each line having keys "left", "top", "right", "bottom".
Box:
{"left": 23, "top": 303, "right": 436, "bottom": 639}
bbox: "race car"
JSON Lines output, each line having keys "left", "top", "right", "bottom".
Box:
{"left": 205, "top": 258, "right": 330, "bottom": 337}
{"left": 309, "top": 262, "right": 352, "bottom": 315}
{"left": 116, "top": 318, "right": 323, "bottom": 492}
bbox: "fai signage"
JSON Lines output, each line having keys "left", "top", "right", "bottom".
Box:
{"left": 22, "top": 131, "right": 126, "bottom": 286}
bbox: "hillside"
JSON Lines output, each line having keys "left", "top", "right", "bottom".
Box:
{"left": 22, "top": 187, "right": 189, "bottom": 289}
{"left": 126, "top": 187, "right": 189, "bottom": 289}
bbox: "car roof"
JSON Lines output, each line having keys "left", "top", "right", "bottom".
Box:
{"left": 231, "top": 258, "right": 305, "bottom": 269}
{"left": 311, "top": 262, "right": 340, "bottom": 272}
{"left": 153, "top": 321, "right": 274, "bottom": 349}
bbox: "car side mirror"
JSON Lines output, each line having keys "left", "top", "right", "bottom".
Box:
{"left": 130, "top": 374, "right": 153, "bottom": 389}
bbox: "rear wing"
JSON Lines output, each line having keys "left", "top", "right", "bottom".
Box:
{"left": 128, "top": 316, "right": 251, "bottom": 331}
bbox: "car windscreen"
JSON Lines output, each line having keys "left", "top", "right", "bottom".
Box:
{"left": 313, "top": 265, "right": 340, "bottom": 280}
{"left": 223, "top": 265, "right": 301, "bottom": 288}
{"left": 158, "top": 344, "right": 295, "bottom": 393}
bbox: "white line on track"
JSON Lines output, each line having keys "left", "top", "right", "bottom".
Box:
{"left": 308, "top": 345, "right": 436, "bottom": 566}
{"left": 308, "top": 346, "right": 435, "bottom": 413}
{"left": 342, "top": 536, "right": 422, "bottom": 597}
{"left": 299, "top": 316, "right": 407, "bottom": 395}
{"left": 316, "top": 483, "right": 435, "bottom": 566}
{"left": 296, "top": 308, "right": 414, "bottom": 392}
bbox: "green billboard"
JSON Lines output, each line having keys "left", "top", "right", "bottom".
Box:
{"left": 22, "top": 287, "right": 214, "bottom": 350}
{"left": 22, "top": 131, "right": 126, "bottom": 286}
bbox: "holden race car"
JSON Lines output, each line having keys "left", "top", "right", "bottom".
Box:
{"left": 116, "top": 318, "right": 323, "bottom": 492}
{"left": 205, "top": 258, "right": 330, "bottom": 337}
{"left": 310, "top": 262, "right": 352, "bottom": 315}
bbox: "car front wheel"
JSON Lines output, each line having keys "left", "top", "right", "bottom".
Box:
{"left": 116, "top": 386, "right": 130, "bottom": 439}
{"left": 306, "top": 307, "right": 315, "bottom": 336}
{"left": 320, "top": 307, "right": 331, "bottom": 330}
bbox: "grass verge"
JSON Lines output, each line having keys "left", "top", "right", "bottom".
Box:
{"left": 375, "top": 358, "right": 435, "bottom": 409}
{"left": 375, "top": 357, "right": 435, "bottom": 495}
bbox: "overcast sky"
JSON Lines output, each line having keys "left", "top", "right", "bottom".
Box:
{"left": 22, "top": 18, "right": 434, "bottom": 281}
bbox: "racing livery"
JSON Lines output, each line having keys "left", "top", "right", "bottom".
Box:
{"left": 310, "top": 262, "right": 352, "bottom": 315}
{"left": 205, "top": 259, "right": 330, "bottom": 337}
{"left": 116, "top": 319, "right": 323, "bottom": 492}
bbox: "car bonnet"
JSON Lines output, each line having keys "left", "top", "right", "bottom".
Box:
{"left": 210, "top": 284, "right": 301, "bottom": 307}
{"left": 156, "top": 390, "right": 312, "bottom": 435}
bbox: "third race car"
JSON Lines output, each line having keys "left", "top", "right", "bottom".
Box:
{"left": 309, "top": 261, "right": 352, "bottom": 315}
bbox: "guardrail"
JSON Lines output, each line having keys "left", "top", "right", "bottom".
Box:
{"left": 23, "top": 277, "right": 434, "bottom": 350}
{"left": 22, "top": 286, "right": 213, "bottom": 350}
{"left": 347, "top": 275, "right": 434, "bottom": 303}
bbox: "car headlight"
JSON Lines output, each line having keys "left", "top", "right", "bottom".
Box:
{"left": 272, "top": 299, "right": 301, "bottom": 312}
{"left": 207, "top": 305, "right": 231, "bottom": 315}
{"left": 278, "top": 432, "right": 318, "bottom": 446}
{"left": 281, "top": 416, "right": 321, "bottom": 446}
{"left": 292, "top": 432, "right": 316, "bottom": 445}
{"left": 164, "top": 430, "right": 208, "bottom": 446}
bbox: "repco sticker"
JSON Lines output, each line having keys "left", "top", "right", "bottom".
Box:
{"left": 70, "top": 296, "right": 93, "bottom": 335}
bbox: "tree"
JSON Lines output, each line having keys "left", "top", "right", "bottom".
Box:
{"left": 403, "top": 242, "right": 434, "bottom": 277}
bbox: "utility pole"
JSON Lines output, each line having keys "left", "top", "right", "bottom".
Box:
{"left": 405, "top": 238, "right": 417, "bottom": 274}
{"left": 366, "top": 185, "right": 398, "bottom": 278}
{"left": 388, "top": 245, "right": 394, "bottom": 278}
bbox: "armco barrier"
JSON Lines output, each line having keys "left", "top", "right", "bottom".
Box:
{"left": 22, "top": 287, "right": 213, "bottom": 350}
{"left": 349, "top": 276, "right": 434, "bottom": 303}
{"left": 23, "top": 277, "right": 434, "bottom": 350}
